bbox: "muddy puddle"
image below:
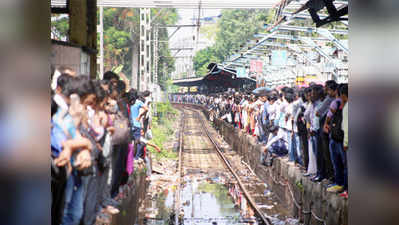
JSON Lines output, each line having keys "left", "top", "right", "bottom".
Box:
{"left": 141, "top": 171, "right": 300, "bottom": 225}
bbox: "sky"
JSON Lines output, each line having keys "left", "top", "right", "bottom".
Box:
{"left": 169, "top": 8, "right": 221, "bottom": 56}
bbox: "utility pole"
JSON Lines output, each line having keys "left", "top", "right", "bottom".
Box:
{"left": 99, "top": 6, "right": 104, "bottom": 79}
{"left": 139, "top": 8, "right": 152, "bottom": 91}
{"left": 153, "top": 24, "right": 159, "bottom": 101}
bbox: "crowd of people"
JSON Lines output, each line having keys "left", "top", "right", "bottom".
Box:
{"left": 51, "top": 67, "right": 161, "bottom": 225}
{"left": 171, "top": 80, "right": 348, "bottom": 199}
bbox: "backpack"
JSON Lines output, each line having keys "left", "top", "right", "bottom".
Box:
{"left": 330, "top": 101, "right": 344, "bottom": 142}
{"left": 112, "top": 111, "right": 130, "bottom": 145}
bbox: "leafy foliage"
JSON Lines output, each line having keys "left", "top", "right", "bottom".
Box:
{"left": 98, "top": 8, "right": 178, "bottom": 83}
{"left": 51, "top": 14, "right": 69, "bottom": 40}
{"left": 147, "top": 102, "right": 178, "bottom": 159}
{"left": 193, "top": 9, "right": 271, "bottom": 76}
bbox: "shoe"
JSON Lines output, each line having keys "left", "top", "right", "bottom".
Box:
{"left": 324, "top": 183, "right": 336, "bottom": 188}
{"left": 327, "top": 185, "right": 344, "bottom": 193}
{"left": 312, "top": 176, "right": 324, "bottom": 182}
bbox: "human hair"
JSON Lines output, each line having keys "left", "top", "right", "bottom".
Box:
{"left": 63, "top": 75, "right": 95, "bottom": 98}
{"left": 93, "top": 80, "right": 107, "bottom": 103}
{"left": 127, "top": 88, "right": 138, "bottom": 105}
{"left": 325, "top": 80, "right": 338, "bottom": 91}
{"left": 268, "top": 93, "right": 278, "bottom": 101}
{"left": 51, "top": 91, "right": 58, "bottom": 117}
{"left": 284, "top": 87, "right": 295, "bottom": 95}
{"left": 312, "top": 85, "right": 324, "bottom": 100}
{"left": 281, "top": 86, "right": 289, "bottom": 93}
{"left": 304, "top": 87, "right": 312, "bottom": 95}
{"left": 100, "top": 79, "right": 110, "bottom": 86}
{"left": 285, "top": 93, "right": 295, "bottom": 103}
{"left": 50, "top": 65, "right": 55, "bottom": 80}
{"left": 115, "top": 80, "right": 126, "bottom": 95}
{"left": 137, "top": 92, "right": 146, "bottom": 102}
{"left": 338, "top": 83, "right": 348, "bottom": 97}
{"left": 143, "top": 90, "right": 151, "bottom": 97}
{"left": 57, "top": 74, "right": 72, "bottom": 92}
{"left": 298, "top": 89, "right": 306, "bottom": 102}
{"left": 103, "top": 71, "right": 119, "bottom": 81}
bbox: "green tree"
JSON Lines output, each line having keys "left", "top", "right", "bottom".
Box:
{"left": 98, "top": 8, "right": 178, "bottom": 87}
{"left": 193, "top": 47, "right": 219, "bottom": 77}
{"left": 51, "top": 14, "right": 69, "bottom": 40}
{"left": 193, "top": 9, "right": 270, "bottom": 76}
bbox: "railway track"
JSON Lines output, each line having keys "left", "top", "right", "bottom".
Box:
{"left": 174, "top": 104, "right": 274, "bottom": 225}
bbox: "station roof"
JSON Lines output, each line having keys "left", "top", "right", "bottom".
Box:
{"left": 172, "top": 64, "right": 255, "bottom": 88}
{"left": 172, "top": 77, "right": 203, "bottom": 87}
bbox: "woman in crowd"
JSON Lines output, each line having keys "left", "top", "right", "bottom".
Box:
{"left": 51, "top": 70, "right": 159, "bottom": 225}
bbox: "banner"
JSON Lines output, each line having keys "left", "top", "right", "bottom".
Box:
{"left": 255, "top": 61, "right": 263, "bottom": 73}
{"left": 271, "top": 50, "right": 287, "bottom": 66}
{"left": 236, "top": 67, "right": 247, "bottom": 78}
{"left": 250, "top": 60, "right": 263, "bottom": 73}
{"left": 250, "top": 60, "right": 257, "bottom": 72}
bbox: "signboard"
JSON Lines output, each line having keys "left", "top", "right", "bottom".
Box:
{"left": 271, "top": 50, "right": 287, "bottom": 66}
{"left": 236, "top": 67, "right": 247, "bottom": 78}
{"left": 250, "top": 60, "right": 257, "bottom": 72}
{"left": 255, "top": 61, "right": 263, "bottom": 73}
{"left": 189, "top": 86, "right": 198, "bottom": 92}
{"left": 250, "top": 60, "right": 263, "bottom": 73}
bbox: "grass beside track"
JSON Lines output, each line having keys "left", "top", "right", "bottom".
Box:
{"left": 147, "top": 102, "right": 179, "bottom": 160}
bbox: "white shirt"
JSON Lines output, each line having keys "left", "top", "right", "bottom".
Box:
{"left": 265, "top": 129, "right": 285, "bottom": 150}
{"left": 285, "top": 102, "right": 294, "bottom": 131}
{"left": 53, "top": 94, "right": 68, "bottom": 111}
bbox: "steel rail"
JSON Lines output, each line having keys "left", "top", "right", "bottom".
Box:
{"left": 176, "top": 104, "right": 272, "bottom": 225}
{"left": 175, "top": 107, "right": 185, "bottom": 225}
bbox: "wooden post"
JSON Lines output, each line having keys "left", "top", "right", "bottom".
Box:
{"left": 68, "top": 0, "right": 97, "bottom": 79}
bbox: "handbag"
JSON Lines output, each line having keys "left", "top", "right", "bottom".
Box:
{"left": 145, "top": 129, "right": 153, "bottom": 140}
{"left": 112, "top": 112, "right": 130, "bottom": 145}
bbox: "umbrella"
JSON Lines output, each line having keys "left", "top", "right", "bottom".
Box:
{"left": 252, "top": 87, "right": 272, "bottom": 96}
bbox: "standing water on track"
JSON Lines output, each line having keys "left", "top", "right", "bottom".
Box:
{"left": 143, "top": 172, "right": 257, "bottom": 225}
{"left": 141, "top": 106, "right": 301, "bottom": 225}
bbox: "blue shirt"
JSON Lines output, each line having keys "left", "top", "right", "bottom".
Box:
{"left": 51, "top": 121, "right": 67, "bottom": 157}
{"left": 130, "top": 100, "right": 144, "bottom": 128}
{"left": 51, "top": 109, "right": 77, "bottom": 157}
{"left": 52, "top": 109, "right": 77, "bottom": 139}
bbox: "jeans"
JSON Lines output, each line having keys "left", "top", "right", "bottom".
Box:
{"left": 61, "top": 174, "right": 87, "bottom": 225}
{"left": 82, "top": 171, "right": 99, "bottom": 225}
{"left": 329, "top": 138, "right": 348, "bottom": 190}
{"left": 131, "top": 127, "right": 141, "bottom": 141}
{"left": 288, "top": 131, "right": 303, "bottom": 165}
{"left": 135, "top": 142, "right": 146, "bottom": 160}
